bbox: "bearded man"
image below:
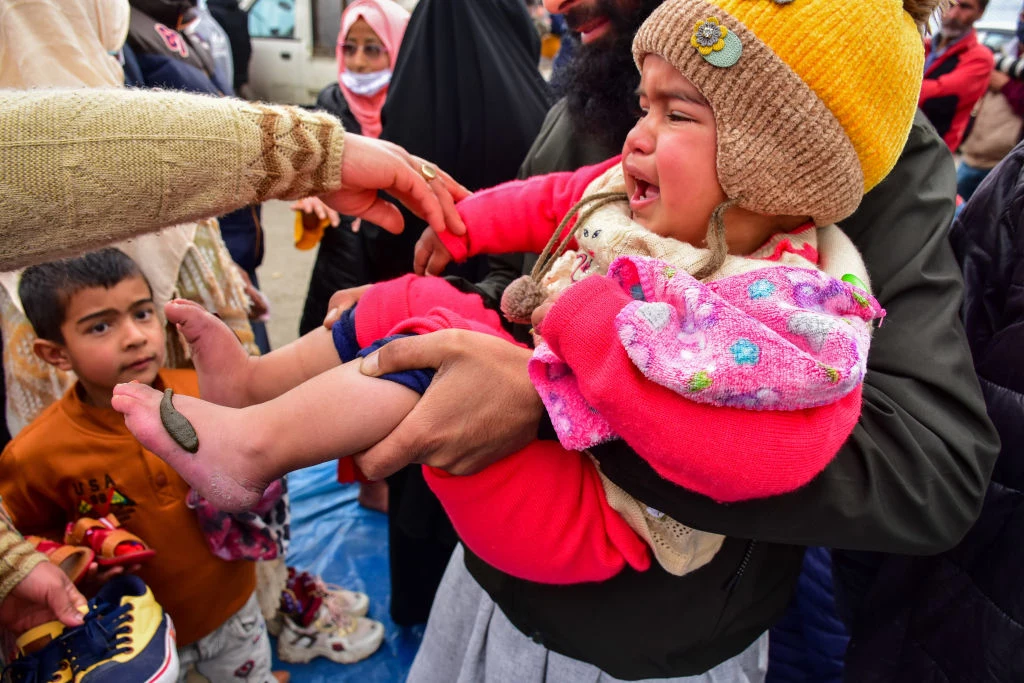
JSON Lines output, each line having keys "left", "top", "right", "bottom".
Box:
{"left": 347, "top": 1, "right": 1000, "bottom": 681}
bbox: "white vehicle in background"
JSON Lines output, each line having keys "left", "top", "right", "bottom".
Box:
{"left": 975, "top": 0, "right": 1020, "bottom": 52}
{"left": 245, "top": 0, "right": 417, "bottom": 105}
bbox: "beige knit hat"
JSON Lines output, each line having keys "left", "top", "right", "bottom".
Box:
{"left": 633, "top": 0, "right": 937, "bottom": 226}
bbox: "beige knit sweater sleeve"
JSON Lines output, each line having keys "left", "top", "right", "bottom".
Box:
{"left": 0, "top": 88, "right": 346, "bottom": 271}
{"left": 0, "top": 498, "right": 45, "bottom": 607}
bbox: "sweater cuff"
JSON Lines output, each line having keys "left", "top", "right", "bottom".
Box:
{"left": 542, "top": 275, "right": 632, "bottom": 361}
{"left": 0, "top": 527, "right": 46, "bottom": 607}
{"left": 437, "top": 214, "right": 471, "bottom": 262}
{"left": 246, "top": 103, "right": 345, "bottom": 201}
{"left": 320, "top": 113, "right": 345, "bottom": 196}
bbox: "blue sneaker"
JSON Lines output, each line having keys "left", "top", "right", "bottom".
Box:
{"left": 60, "top": 575, "right": 178, "bottom": 683}
{"left": 1, "top": 624, "right": 73, "bottom": 683}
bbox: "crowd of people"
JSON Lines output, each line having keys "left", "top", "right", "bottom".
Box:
{"left": 0, "top": 0, "right": 1021, "bottom": 682}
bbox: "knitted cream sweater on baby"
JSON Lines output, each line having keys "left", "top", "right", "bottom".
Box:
{"left": 0, "top": 89, "right": 346, "bottom": 271}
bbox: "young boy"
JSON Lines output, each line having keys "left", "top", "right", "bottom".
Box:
{"left": 0, "top": 249, "right": 277, "bottom": 681}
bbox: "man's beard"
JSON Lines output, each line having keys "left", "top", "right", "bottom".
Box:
{"left": 941, "top": 17, "right": 970, "bottom": 39}
{"left": 557, "top": 0, "right": 665, "bottom": 153}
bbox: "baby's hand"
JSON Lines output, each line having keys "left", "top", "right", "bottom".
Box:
{"left": 414, "top": 229, "right": 454, "bottom": 276}
{"left": 323, "top": 284, "right": 372, "bottom": 329}
{"left": 235, "top": 266, "right": 270, "bottom": 322}
{"left": 290, "top": 196, "right": 341, "bottom": 227}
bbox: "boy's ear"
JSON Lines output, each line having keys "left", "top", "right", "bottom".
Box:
{"left": 32, "top": 339, "right": 73, "bottom": 371}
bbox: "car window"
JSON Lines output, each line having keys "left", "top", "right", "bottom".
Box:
{"left": 249, "top": 0, "right": 295, "bottom": 39}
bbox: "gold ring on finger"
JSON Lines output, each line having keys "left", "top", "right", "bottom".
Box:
{"left": 420, "top": 163, "right": 437, "bottom": 181}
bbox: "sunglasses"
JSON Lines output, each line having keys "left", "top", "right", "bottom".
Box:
{"left": 341, "top": 43, "right": 387, "bottom": 59}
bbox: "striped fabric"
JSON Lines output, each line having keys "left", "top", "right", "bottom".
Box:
{"left": 0, "top": 498, "right": 46, "bottom": 605}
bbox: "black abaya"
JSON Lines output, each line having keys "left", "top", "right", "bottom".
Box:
{"left": 374, "top": 0, "right": 552, "bottom": 626}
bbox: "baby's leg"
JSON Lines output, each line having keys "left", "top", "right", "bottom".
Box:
{"left": 423, "top": 442, "right": 650, "bottom": 584}
{"left": 112, "top": 361, "right": 418, "bottom": 512}
{"left": 167, "top": 299, "right": 343, "bottom": 407}
{"left": 166, "top": 299, "right": 253, "bottom": 407}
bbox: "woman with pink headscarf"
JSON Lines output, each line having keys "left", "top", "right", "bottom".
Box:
{"left": 332, "top": 0, "right": 410, "bottom": 139}
{"left": 293, "top": 0, "right": 410, "bottom": 511}
{"left": 294, "top": 0, "right": 409, "bottom": 332}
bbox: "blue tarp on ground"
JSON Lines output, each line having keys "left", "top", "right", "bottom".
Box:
{"left": 270, "top": 462, "right": 423, "bottom": 682}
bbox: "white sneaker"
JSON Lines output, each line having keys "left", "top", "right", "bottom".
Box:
{"left": 312, "top": 576, "right": 370, "bottom": 619}
{"left": 276, "top": 605, "right": 384, "bottom": 665}
{"left": 266, "top": 569, "right": 370, "bottom": 636}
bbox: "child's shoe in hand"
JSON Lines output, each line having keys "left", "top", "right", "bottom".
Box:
{"left": 64, "top": 574, "right": 178, "bottom": 682}
{"left": 63, "top": 515, "right": 155, "bottom": 567}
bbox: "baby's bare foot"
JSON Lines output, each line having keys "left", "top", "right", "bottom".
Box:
{"left": 166, "top": 299, "right": 253, "bottom": 407}
{"left": 112, "top": 382, "right": 270, "bottom": 512}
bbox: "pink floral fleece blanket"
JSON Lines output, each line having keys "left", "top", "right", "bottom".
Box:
{"left": 529, "top": 255, "right": 884, "bottom": 451}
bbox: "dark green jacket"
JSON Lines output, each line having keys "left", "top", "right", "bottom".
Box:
{"left": 465, "top": 102, "right": 1000, "bottom": 680}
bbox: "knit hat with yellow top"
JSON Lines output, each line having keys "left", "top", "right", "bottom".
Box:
{"left": 633, "top": 0, "right": 938, "bottom": 227}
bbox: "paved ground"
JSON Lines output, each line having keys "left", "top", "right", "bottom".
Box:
{"left": 259, "top": 200, "right": 318, "bottom": 349}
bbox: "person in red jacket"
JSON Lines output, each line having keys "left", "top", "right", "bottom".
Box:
{"left": 920, "top": 0, "right": 995, "bottom": 151}
{"left": 110, "top": 0, "right": 924, "bottom": 587}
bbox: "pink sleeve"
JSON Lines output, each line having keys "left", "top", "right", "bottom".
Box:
{"left": 422, "top": 440, "right": 650, "bottom": 584}
{"left": 540, "top": 275, "right": 864, "bottom": 502}
{"left": 438, "top": 156, "right": 621, "bottom": 262}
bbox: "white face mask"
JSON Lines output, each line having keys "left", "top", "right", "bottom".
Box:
{"left": 341, "top": 69, "right": 392, "bottom": 96}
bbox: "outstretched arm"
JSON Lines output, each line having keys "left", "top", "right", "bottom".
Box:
{"left": 0, "top": 89, "right": 467, "bottom": 271}
{"left": 432, "top": 157, "right": 621, "bottom": 262}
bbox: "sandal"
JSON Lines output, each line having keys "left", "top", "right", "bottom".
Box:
{"left": 63, "top": 514, "right": 156, "bottom": 567}
{"left": 25, "top": 536, "right": 95, "bottom": 585}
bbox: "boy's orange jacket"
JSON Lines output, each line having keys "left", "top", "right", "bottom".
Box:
{"left": 0, "top": 369, "right": 255, "bottom": 646}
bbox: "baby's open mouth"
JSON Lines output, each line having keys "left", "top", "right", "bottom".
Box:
{"left": 631, "top": 178, "right": 660, "bottom": 203}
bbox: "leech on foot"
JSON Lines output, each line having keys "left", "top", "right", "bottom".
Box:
{"left": 159, "top": 388, "right": 199, "bottom": 453}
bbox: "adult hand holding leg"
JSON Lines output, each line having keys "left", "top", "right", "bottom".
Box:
{"left": 354, "top": 330, "right": 544, "bottom": 479}
{"left": 323, "top": 134, "right": 470, "bottom": 237}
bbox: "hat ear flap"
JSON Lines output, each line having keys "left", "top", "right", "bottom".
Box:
{"left": 691, "top": 198, "right": 738, "bottom": 281}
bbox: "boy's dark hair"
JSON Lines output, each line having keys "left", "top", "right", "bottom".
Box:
{"left": 19, "top": 248, "right": 149, "bottom": 344}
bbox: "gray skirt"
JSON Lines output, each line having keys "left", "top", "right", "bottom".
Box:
{"left": 407, "top": 545, "right": 769, "bottom": 683}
